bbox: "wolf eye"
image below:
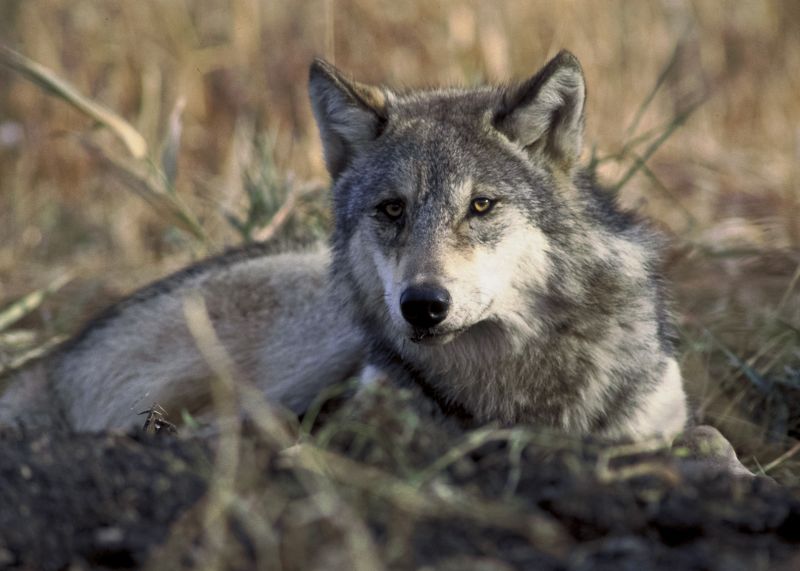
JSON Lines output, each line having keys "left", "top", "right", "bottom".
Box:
{"left": 380, "top": 201, "right": 404, "bottom": 220}
{"left": 470, "top": 197, "right": 495, "bottom": 215}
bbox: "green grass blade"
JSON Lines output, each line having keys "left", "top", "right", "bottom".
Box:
{"left": 612, "top": 97, "right": 704, "bottom": 192}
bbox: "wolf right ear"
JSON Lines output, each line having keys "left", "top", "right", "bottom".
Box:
{"left": 308, "top": 59, "right": 389, "bottom": 178}
{"left": 493, "top": 51, "right": 586, "bottom": 170}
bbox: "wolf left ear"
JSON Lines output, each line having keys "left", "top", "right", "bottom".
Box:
{"left": 308, "top": 58, "right": 389, "bottom": 179}
{"left": 493, "top": 50, "right": 586, "bottom": 170}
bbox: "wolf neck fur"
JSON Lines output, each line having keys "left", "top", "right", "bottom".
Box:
{"left": 336, "top": 194, "right": 666, "bottom": 435}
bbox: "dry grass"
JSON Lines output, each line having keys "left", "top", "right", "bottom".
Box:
{"left": 1, "top": 0, "right": 799, "bottom": 484}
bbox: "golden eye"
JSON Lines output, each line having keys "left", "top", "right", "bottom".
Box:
{"left": 382, "top": 201, "right": 404, "bottom": 219}
{"left": 470, "top": 197, "right": 494, "bottom": 215}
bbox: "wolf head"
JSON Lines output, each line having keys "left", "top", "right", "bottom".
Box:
{"left": 309, "top": 52, "right": 590, "bottom": 349}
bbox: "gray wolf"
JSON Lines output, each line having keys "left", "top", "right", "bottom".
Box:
{"left": 313, "top": 50, "right": 687, "bottom": 439}
{"left": 0, "top": 51, "right": 688, "bottom": 440}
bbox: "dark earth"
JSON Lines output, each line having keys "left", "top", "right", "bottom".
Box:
{"left": 1, "top": 382, "right": 799, "bottom": 571}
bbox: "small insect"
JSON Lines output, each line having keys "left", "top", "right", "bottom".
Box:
{"left": 139, "top": 403, "right": 177, "bottom": 436}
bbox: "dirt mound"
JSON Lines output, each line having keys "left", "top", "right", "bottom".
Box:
{"left": 1, "top": 383, "right": 799, "bottom": 570}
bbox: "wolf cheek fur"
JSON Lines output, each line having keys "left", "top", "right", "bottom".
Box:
{"left": 309, "top": 51, "right": 688, "bottom": 439}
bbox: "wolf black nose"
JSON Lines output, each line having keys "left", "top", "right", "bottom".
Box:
{"left": 400, "top": 285, "right": 451, "bottom": 329}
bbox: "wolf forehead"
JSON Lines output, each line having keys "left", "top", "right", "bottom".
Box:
{"left": 341, "top": 125, "right": 542, "bottom": 200}
{"left": 346, "top": 90, "right": 538, "bottom": 174}
{"left": 331, "top": 127, "right": 558, "bottom": 245}
{"left": 325, "top": 86, "right": 553, "bottom": 178}
{"left": 386, "top": 86, "right": 508, "bottom": 125}
{"left": 308, "top": 51, "right": 586, "bottom": 204}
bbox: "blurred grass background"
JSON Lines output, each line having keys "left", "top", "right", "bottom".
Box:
{"left": 1, "top": 0, "right": 799, "bottom": 480}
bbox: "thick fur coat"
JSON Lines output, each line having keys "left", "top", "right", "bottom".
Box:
{"left": 0, "top": 52, "right": 687, "bottom": 439}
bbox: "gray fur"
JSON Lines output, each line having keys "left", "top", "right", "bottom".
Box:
{"left": 1, "top": 245, "right": 364, "bottom": 431}
{"left": 312, "top": 50, "right": 687, "bottom": 438}
{"left": 1, "top": 51, "right": 687, "bottom": 441}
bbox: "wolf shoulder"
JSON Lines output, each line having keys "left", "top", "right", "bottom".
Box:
{"left": 1, "top": 243, "right": 365, "bottom": 432}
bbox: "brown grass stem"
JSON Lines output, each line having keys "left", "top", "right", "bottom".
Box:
{"left": 0, "top": 44, "right": 148, "bottom": 159}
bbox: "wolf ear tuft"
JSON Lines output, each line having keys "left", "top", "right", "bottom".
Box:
{"left": 308, "top": 58, "right": 389, "bottom": 178}
{"left": 493, "top": 50, "right": 586, "bottom": 169}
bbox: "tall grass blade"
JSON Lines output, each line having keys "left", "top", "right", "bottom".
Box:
{"left": 0, "top": 335, "right": 66, "bottom": 376}
{"left": 623, "top": 39, "right": 684, "bottom": 139}
{"left": 0, "top": 44, "right": 148, "bottom": 159}
{"left": 0, "top": 274, "right": 71, "bottom": 332}
{"left": 161, "top": 97, "right": 186, "bottom": 190}
{"left": 706, "top": 328, "right": 772, "bottom": 394}
{"left": 612, "top": 97, "right": 704, "bottom": 192}
{"left": 81, "top": 139, "right": 209, "bottom": 245}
